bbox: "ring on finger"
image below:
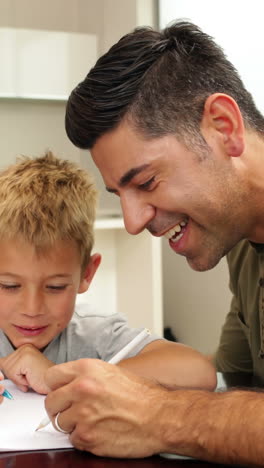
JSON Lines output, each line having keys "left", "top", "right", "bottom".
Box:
{"left": 54, "top": 412, "right": 69, "bottom": 434}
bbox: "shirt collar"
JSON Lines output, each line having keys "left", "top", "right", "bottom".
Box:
{"left": 250, "top": 241, "right": 264, "bottom": 254}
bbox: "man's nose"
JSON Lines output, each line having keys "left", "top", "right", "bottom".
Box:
{"left": 121, "top": 195, "right": 155, "bottom": 235}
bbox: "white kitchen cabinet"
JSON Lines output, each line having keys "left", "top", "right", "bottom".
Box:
{"left": 0, "top": 27, "right": 97, "bottom": 99}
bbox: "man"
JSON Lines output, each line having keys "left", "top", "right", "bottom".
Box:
{"left": 45, "top": 21, "right": 264, "bottom": 466}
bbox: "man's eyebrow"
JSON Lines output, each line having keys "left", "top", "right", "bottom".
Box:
{"left": 105, "top": 164, "right": 150, "bottom": 193}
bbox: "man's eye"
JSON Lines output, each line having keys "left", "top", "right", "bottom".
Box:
{"left": 138, "top": 177, "right": 155, "bottom": 190}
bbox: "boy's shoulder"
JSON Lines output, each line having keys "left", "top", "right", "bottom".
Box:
{"left": 0, "top": 329, "right": 14, "bottom": 357}
{"left": 67, "top": 302, "right": 129, "bottom": 335}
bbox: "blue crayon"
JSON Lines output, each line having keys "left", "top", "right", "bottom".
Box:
{"left": 2, "top": 389, "right": 13, "bottom": 400}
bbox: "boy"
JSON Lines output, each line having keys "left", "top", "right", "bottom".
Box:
{"left": 0, "top": 152, "right": 216, "bottom": 395}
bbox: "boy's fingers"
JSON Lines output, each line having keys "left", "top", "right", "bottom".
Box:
{"left": 17, "top": 384, "right": 29, "bottom": 392}
{"left": 11, "top": 374, "right": 28, "bottom": 388}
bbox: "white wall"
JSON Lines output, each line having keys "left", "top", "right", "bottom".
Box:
{"left": 159, "top": 0, "right": 264, "bottom": 113}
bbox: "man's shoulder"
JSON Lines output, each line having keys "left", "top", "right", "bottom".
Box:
{"left": 227, "top": 239, "right": 262, "bottom": 291}
{"left": 227, "top": 239, "right": 258, "bottom": 268}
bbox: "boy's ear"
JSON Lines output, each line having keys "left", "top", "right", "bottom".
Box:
{"left": 78, "top": 253, "right": 101, "bottom": 293}
{"left": 201, "top": 93, "right": 245, "bottom": 157}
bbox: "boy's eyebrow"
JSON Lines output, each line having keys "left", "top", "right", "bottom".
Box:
{"left": 0, "top": 273, "right": 73, "bottom": 279}
{"left": 0, "top": 272, "right": 21, "bottom": 277}
{"left": 106, "top": 164, "right": 150, "bottom": 193}
{"left": 46, "top": 274, "right": 73, "bottom": 279}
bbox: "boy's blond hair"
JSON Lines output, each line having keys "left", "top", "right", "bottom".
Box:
{"left": 0, "top": 151, "right": 97, "bottom": 270}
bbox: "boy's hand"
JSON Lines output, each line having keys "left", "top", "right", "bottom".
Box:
{"left": 0, "top": 371, "right": 4, "bottom": 404}
{"left": 0, "top": 344, "right": 54, "bottom": 394}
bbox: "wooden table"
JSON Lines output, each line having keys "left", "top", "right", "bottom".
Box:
{"left": 0, "top": 450, "right": 236, "bottom": 467}
{"left": 0, "top": 373, "right": 260, "bottom": 468}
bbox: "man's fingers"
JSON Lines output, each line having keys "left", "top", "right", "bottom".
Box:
{"left": 45, "top": 383, "right": 76, "bottom": 433}
{"left": 45, "top": 358, "right": 112, "bottom": 391}
{"left": 45, "top": 360, "right": 112, "bottom": 434}
{"left": 45, "top": 381, "right": 73, "bottom": 419}
{"left": 52, "top": 405, "right": 77, "bottom": 434}
{"left": 45, "top": 360, "right": 90, "bottom": 391}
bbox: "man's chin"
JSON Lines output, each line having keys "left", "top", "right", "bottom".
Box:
{"left": 186, "top": 253, "right": 222, "bottom": 272}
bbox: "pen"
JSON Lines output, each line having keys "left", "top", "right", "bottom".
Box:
{"left": 36, "top": 328, "right": 150, "bottom": 431}
{"left": 107, "top": 327, "right": 150, "bottom": 364}
{"left": 2, "top": 388, "right": 14, "bottom": 400}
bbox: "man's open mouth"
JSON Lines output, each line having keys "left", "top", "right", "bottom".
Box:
{"left": 164, "top": 220, "right": 188, "bottom": 243}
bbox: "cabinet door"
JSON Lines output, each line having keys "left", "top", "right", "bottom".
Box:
{"left": 0, "top": 28, "right": 97, "bottom": 99}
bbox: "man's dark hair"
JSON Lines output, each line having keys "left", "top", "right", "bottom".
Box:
{"left": 65, "top": 20, "right": 264, "bottom": 149}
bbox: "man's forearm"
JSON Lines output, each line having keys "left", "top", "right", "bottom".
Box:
{"left": 159, "top": 388, "right": 264, "bottom": 466}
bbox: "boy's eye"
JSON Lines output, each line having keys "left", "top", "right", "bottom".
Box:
{"left": 47, "top": 285, "right": 68, "bottom": 291}
{"left": 138, "top": 177, "right": 155, "bottom": 191}
{"left": 0, "top": 284, "right": 20, "bottom": 290}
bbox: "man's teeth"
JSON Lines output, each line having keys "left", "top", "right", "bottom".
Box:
{"left": 164, "top": 221, "right": 187, "bottom": 241}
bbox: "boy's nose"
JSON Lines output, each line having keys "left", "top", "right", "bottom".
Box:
{"left": 22, "top": 291, "right": 44, "bottom": 317}
{"left": 121, "top": 195, "right": 155, "bottom": 235}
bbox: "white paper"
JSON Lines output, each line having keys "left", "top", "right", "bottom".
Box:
{"left": 1, "top": 380, "right": 73, "bottom": 451}
{"left": 1, "top": 374, "right": 227, "bottom": 454}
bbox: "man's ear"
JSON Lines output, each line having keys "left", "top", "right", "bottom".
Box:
{"left": 201, "top": 93, "right": 245, "bottom": 157}
{"left": 78, "top": 253, "right": 101, "bottom": 293}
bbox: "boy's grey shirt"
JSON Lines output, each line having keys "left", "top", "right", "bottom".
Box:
{"left": 0, "top": 302, "right": 161, "bottom": 363}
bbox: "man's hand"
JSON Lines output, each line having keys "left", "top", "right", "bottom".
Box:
{"left": 45, "top": 359, "right": 168, "bottom": 457}
{"left": 45, "top": 359, "right": 264, "bottom": 465}
{"left": 0, "top": 344, "right": 54, "bottom": 394}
